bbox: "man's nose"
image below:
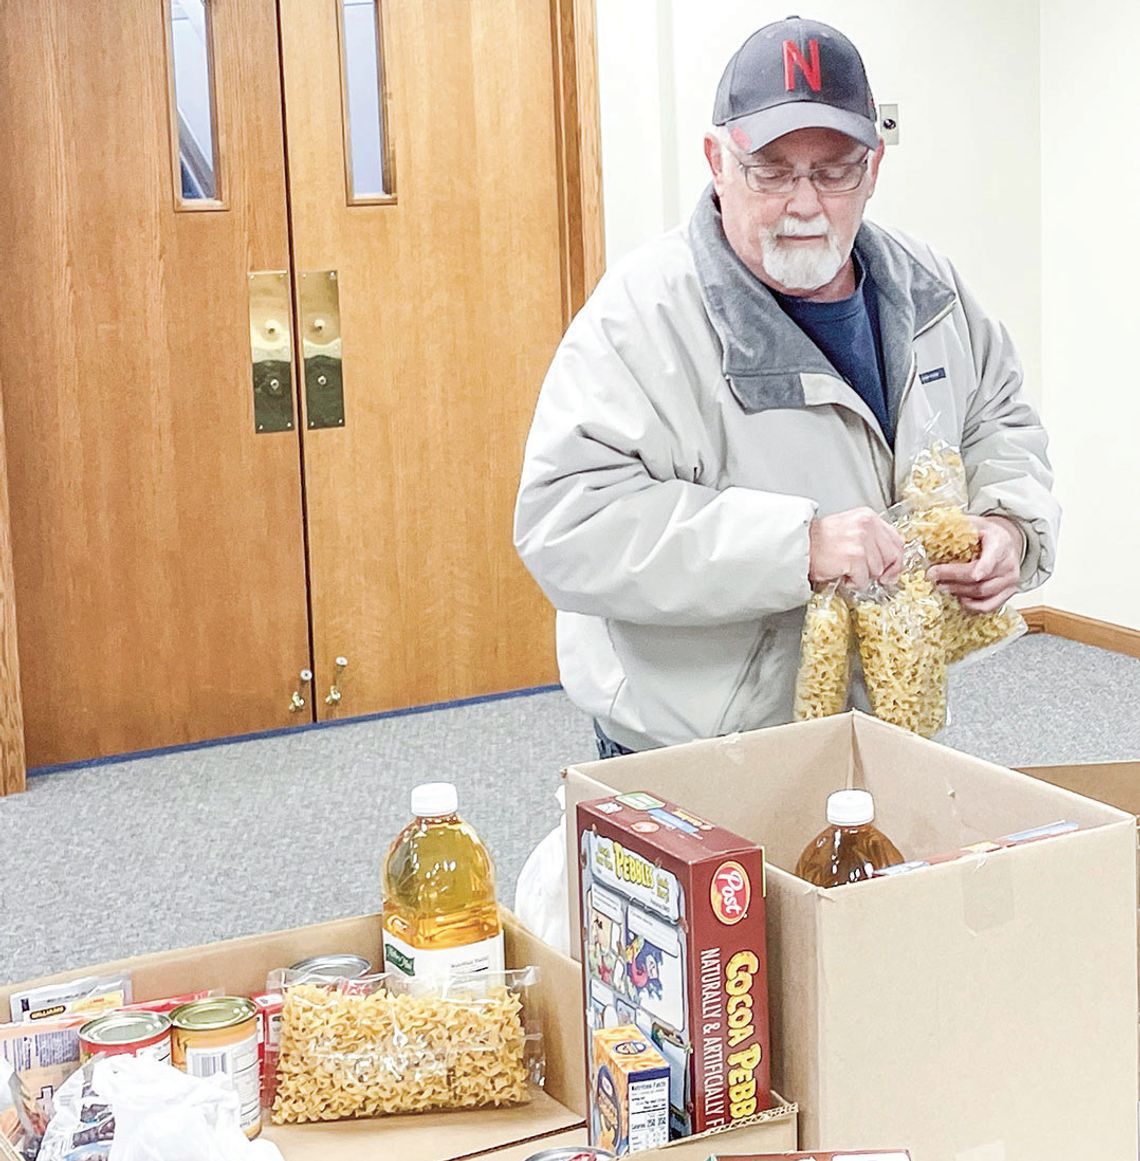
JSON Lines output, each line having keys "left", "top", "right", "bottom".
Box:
{"left": 785, "top": 174, "right": 824, "bottom": 217}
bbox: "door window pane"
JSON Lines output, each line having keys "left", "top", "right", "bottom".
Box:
{"left": 341, "top": 0, "right": 392, "bottom": 200}
{"left": 170, "top": 0, "right": 219, "bottom": 202}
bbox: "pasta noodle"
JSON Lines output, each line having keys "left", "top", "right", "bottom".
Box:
{"left": 896, "top": 504, "right": 980, "bottom": 565}
{"left": 271, "top": 981, "right": 532, "bottom": 1125}
{"left": 940, "top": 592, "right": 1028, "bottom": 664}
{"left": 794, "top": 587, "right": 853, "bottom": 720}
{"left": 854, "top": 568, "right": 947, "bottom": 738}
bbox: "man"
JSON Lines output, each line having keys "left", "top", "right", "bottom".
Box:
{"left": 514, "top": 16, "right": 1059, "bottom": 755}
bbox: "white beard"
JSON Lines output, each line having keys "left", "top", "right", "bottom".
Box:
{"left": 759, "top": 215, "right": 846, "bottom": 291}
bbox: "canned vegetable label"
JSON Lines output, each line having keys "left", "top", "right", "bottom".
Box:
{"left": 79, "top": 1011, "right": 172, "bottom": 1065}
{"left": 171, "top": 997, "right": 261, "bottom": 1138}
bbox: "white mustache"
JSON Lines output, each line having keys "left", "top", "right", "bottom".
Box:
{"left": 773, "top": 216, "right": 832, "bottom": 239}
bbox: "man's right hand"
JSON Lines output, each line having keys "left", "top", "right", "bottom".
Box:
{"left": 808, "top": 507, "right": 905, "bottom": 591}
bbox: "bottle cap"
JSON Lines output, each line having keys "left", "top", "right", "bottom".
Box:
{"left": 827, "top": 789, "right": 875, "bottom": 827}
{"left": 411, "top": 782, "right": 459, "bottom": 817}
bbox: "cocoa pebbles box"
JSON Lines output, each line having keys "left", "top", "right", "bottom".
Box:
{"left": 577, "top": 792, "right": 770, "bottom": 1142}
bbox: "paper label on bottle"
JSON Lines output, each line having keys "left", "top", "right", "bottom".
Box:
{"left": 381, "top": 930, "right": 504, "bottom": 979}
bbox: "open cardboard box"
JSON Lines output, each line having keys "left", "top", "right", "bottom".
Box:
{"left": 563, "top": 711, "right": 1139, "bottom": 1161}
{"left": 0, "top": 911, "right": 796, "bottom": 1160}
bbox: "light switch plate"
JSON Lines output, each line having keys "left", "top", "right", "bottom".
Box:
{"left": 879, "top": 102, "right": 900, "bottom": 145}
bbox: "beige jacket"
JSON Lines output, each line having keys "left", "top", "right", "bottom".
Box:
{"left": 514, "top": 189, "right": 1059, "bottom": 750}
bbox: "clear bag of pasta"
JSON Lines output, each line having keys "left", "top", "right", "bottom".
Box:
{"left": 852, "top": 548, "right": 948, "bottom": 738}
{"left": 794, "top": 583, "right": 854, "bottom": 721}
{"left": 893, "top": 426, "right": 1026, "bottom": 665}
{"left": 267, "top": 966, "right": 543, "bottom": 1126}
{"left": 939, "top": 591, "right": 1028, "bottom": 665}
{"left": 894, "top": 423, "right": 979, "bottom": 564}
{"left": 899, "top": 426, "right": 969, "bottom": 509}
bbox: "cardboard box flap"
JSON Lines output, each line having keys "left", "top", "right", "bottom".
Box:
{"left": 566, "top": 712, "right": 1134, "bottom": 877}
{"left": 1017, "top": 760, "right": 1140, "bottom": 817}
{"left": 850, "top": 714, "right": 1134, "bottom": 857}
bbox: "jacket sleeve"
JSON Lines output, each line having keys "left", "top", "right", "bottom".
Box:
{"left": 953, "top": 272, "right": 1060, "bottom": 589}
{"left": 513, "top": 298, "right": 816, "bottom": 628}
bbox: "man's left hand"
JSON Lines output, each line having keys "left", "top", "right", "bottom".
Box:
{"left": 927, "top": 515, "right": 1025, "bottom": 613}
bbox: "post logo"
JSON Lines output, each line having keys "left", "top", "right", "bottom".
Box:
{"left": 710, "top": 860, "right": 751, "bottom": 925}
{"left": 783, "top": 38, "right": 822, "bottom": 92}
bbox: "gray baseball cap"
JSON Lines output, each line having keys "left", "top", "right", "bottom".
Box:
{"left": 713, "top": 16, "right": 879, "bottom": 155}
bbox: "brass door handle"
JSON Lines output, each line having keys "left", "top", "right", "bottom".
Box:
{"left": 289, "top": 668, "right": 313, "bottom": 713}
{"left": 249, "top": 271, "right": 296, "bottom": 434}
{"left": 325, "top": 656, "right": 348, "bottom": 705}
{"left": 299, "top": 271, "right": 345, "bottom": 429}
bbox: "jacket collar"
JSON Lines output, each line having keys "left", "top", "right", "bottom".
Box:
{"left": 688, "top": 184, "right": 957, "bottom": 421}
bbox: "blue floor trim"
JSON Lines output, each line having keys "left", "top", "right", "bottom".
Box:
{"left": 27, "top": 683, "right": 565, "bottom": 779}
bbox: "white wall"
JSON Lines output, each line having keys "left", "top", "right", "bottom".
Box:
{"left": 1039, "top": 0, "right": 1140, "bottom": 628}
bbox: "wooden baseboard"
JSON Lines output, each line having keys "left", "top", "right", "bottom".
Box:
{"left": 1020, "top": 606, "right": 1140, "bottom": 660}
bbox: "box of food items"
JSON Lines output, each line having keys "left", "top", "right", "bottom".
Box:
{"left": 0, "top": 779, "right": 797, "bottom": 1161}
{"left": 563, "top": 711, "right": 1138, "bottom": 1160}
{"left": 0, "top": 914, "right": 797, "bottom": 1161}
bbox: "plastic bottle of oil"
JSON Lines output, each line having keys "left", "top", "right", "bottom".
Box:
{"left": 794, "top": 789, "right": 904, "bottom": 887}
{"left": 381, "top": 782, "right": 504, "bottom": 980}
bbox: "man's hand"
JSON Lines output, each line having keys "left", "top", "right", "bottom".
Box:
{"left": 928, "top": 515, "right": 1025, "bottom": 613}
{"left": 808, "top": 508, "right": 905, "bottom": 591}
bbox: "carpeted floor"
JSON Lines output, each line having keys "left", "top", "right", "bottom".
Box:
{"left": 2, "top": 632, "right": 1138, "bottom": 983}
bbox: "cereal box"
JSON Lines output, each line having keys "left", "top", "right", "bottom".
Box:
{"left": 577, "top": 791, "right": 770, "bottom": 1140}
{"left": 591, "top": 1025, "right": 669, "bottom": 1154}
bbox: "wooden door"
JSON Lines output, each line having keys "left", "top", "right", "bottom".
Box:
{"left": 278, "top": 0, "right": 591, "bottom": 717}
{"left": 0, "top": 0, "right": 312, "bottom": 765}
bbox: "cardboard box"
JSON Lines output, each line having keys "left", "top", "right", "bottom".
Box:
{"left": 578, "top": 793, "right": 770, "bottom": 1139}
{"left": 705, "top": 1154, "right": 910, "bottom": 1160}
{"left": 563, "top": 711, "right": 1139, "bottom": 1160}
{"left": 0, "top": 914, "right": 798, "bottom": 1161}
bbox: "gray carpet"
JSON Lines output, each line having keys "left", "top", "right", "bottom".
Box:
{"left": 2, "top": 633, "right": 1139, "bottom": 985}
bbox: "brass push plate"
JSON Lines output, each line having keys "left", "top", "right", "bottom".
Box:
{"left": 300, "top": 270, "right": 346, "bottom": 430}
{"left": 248, "top": 271, "right": 295, "bottom": 434}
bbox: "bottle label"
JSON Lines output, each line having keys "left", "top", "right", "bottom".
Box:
{"left": 381, "top": 930, "right": 505, "bottom": 980}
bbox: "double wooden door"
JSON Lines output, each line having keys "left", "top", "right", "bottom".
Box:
{"left": 0, "top": 0, "right": 601, "bottom": 769}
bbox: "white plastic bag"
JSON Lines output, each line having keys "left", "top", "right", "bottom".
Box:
{"left": 513, "top": 786, "right": 570, "bottom": 957}
{"left": 105, "top": 1056, "right": 282, "bottom": 1161}
{"left": 39, "top": 1055, "right": 284, "bottom": 1161}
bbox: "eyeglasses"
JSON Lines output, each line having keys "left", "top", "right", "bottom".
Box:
{"left": 731, "top": 153, "right": 869, "bottom": 196}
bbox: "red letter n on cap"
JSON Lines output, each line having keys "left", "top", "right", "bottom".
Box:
{"left": 784, "top": 39, "right": 822, "bottom": 92}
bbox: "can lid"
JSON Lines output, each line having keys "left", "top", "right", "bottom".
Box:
{"left": 170, "top": 996, "right": 256, "bottom": 1031}
{"left": 288, "top": 954, "right": 372, "bottom": 981}
{"left": 411, "top": 782, "right": 458, "bottom": 817}
{"left": 827, "top": 788, "right": 874, "bottom": 827}
{"left": 80, "top": 1010, "right": 170, "bottom": 1045}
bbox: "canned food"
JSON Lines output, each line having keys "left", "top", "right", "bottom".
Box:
{"left": 287, "top": 953, "right": 372, "bottom": 982}
{"left": 79, "top": 1010, "right": 172, "bottom": 1065}
{"left": 524, "top": 1150, "right": 618, "bottom": 1160}
{"left": 171, "top": 997, "right": 261, "bottom": 1138}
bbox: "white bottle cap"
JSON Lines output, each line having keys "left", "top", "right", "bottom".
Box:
{"left": 827, "top": 789, "right": 875, "bottom": 827}
{"left": 411, "top": 782, "right": 459, "bottom": 817}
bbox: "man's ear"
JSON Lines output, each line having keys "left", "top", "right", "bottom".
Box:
{"left": 866, "top": 138, "right": 886, "bottom": 198}
{"left": 705, "top": 134, "right": 727, "bottom": 196}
